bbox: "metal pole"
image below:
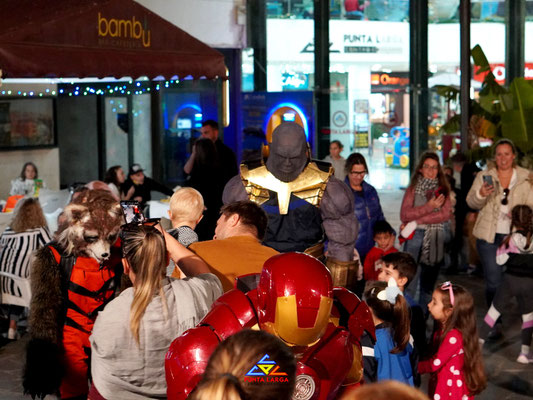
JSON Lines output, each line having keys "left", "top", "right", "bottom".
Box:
{"left": 314, "top": 0, "right": 330, "bottom": 159}
{"left": 459, "top": 0, "right": 471, "bottom": 152}
{"left": 506, "top": 0, "right": 525, "bottom": 83}
{"left": 409, "top": 0, "right": 428, "bottom": 171}
{"left": 248, "top": 0, "right": 267, "bottom": 91}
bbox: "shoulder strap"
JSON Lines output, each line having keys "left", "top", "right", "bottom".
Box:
{"left": 47, "top": 242, "right": 77, "bottom": 322}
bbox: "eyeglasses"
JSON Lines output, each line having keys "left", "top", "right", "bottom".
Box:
{"left": 441, "top": 281, "right": 454, "bottom": 306}
{"left": 502, "top": 188, "right": 510, "bottom": 205}
{"left": 422, "top": 164, "right": 439, "bottom": 170}
{"left": 349, "top": 170, "right": 367, "bottom": 176}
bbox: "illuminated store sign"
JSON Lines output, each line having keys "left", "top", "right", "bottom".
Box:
{"left": 473, "top": 63, "right": 533, "bottom": 84}
{"left": 371, "top": 72, "right": 409, "bottom": 91}
{"left": 98, "top": 12, "right": 151, "bottom": 48}
{"left": 267, "top": 20, "right": 408, "bottom": 62}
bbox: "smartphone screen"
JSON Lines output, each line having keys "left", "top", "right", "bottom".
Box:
{"left": 120, "top": 201, "right": 145, "bottom": 224}
{"left": 483, "top": 175, "right": 493, "bottom": 186}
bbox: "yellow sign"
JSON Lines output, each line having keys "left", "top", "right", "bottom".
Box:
{"left": 98, "top": 12, "right": 151, "bottom": 48}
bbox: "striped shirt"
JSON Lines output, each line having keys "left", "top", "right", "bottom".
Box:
{"left": 165, "top": 226, "right": 198, "bottom": 277}
{"left": 0, "top": 227, "right": 52, "bottom": 298}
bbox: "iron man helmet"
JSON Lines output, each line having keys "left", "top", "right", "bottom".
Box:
{"left": 257, "top": 252, "right": 333, "bottom": 347}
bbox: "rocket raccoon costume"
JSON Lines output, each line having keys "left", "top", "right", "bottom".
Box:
{"left": 23, "top": 190, "right": 123, "bottom": 400}
{"left": 223, "top": 122, "right": 359, "bottom": 286}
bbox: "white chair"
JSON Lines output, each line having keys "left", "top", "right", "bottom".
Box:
{"left": 0, "top": 212, "right": 14, "bottom": 235}
{"left": 38, "top": 188, "right": 71, "bottom": 234}
{"left": 38, "top": 188, "right": 71, "bottom": 214}
{"left": 0, "top": 271, "right": 31, "bottom": 308}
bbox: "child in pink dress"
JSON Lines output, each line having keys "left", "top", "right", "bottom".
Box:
{"left": 419, "top": 282, "right": 486, "bottom": 399}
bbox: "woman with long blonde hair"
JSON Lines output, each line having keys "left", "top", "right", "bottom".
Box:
{"left": 89, "top": 223, "right": 222, "bottom": 399}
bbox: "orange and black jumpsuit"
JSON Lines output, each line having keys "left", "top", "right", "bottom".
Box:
{"left": 49, "top": 245, "right": 121, "bottom": 399}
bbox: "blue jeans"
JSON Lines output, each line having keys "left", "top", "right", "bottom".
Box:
{"left": 404, "top": 229, "right": 424, "bottom": 300}
{"left": 404, "top": 228, "right": 442, "bottom": 314}
{"left": 476, "top": 234, "right": 507, "bottom": 307}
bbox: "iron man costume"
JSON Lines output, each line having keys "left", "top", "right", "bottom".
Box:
{"left": 165, "top": 252, "right": 375, "bottom": 400}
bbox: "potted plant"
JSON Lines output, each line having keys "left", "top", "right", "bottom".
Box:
{"left": 436, "top": 45, "right": 533, "bottom": 166}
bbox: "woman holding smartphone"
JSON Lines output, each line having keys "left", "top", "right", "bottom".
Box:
{"left": 466, "top": 139, "right": 533, "bottom": 338}
{"left": 89, "top": 223, "right": 222, "bottom": 399}
{"left": 400, "top": 152, "right": 451, "bottom": 311}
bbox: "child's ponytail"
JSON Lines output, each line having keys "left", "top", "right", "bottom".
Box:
{"left": 391, "top": 294, "right": 410, "bottom": 354}
{"left": 509, "top": 205, "right": 533, "bottom": 248}
{"left": 364, "top": 279, "right": 411, "bottom": 354}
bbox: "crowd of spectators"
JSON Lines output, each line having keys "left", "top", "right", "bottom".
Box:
{"left": 1, "top": 128, "right": 532, "bottom": 400}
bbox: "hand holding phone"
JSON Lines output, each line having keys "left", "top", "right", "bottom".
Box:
{"left": 480, "top": 175, "right": 495, "bottom": 197}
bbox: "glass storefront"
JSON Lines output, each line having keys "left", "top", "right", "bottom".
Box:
{"left": 526, "top": 1, "right": 533, "bottom": 81}
{"left": 160, "top": 79, "right": 220, "bottom": 186}
{"left": 263, "top": 0, "right": 411, "bottom": 186}
{"left": 104, "top": 97, "right": 129, "bottom": 173}
{"left": 246, "top": 1, "right": 532, "bottom": 187}
{"left": 132, "top": 94, "right": 152, "bottom": 177}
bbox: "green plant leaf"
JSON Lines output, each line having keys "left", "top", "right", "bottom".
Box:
{"left": 510, "top": 78, "right": 533, "bottom": 110}
{"left": 441, "top": 114, "right": 461, "bottom": 133}
{"left": 499, "top": 78, "right": 533, "bottom": 149}
{"left": 499, "top": 93, "right": 514, "bottom": 111}
{"left": 479, "top": 90, "right": 502, "bottom": 114}
{"left": 468, "top": 145, "right": 495, "bottom": 164}
{"left": 478, "top": 79, "right": 508, "bottom": 114}
{"left": 472, "top": 45, "right": 490, "bottom": 73}
{"left": 434, "top": 85, "right": 460, "bottom": 102}
{"left": 501, "top": 108, "right": 533, "bottom": 148}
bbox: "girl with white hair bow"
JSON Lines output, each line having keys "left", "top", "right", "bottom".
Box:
{"left": 362, "top": 279, "right": 418, "bottom": 385}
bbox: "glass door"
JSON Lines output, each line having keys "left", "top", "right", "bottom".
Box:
{"left": 104, "top": 96, "right": 129, "bottom": 171}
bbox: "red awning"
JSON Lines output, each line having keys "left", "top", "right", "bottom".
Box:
{"left": 0, "top": 0, "right": 226, "bottom": 80}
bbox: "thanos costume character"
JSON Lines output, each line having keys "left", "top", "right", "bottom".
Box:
{"left": 223, "top": 122, "right": 359, "bottom": 286}
{"left": 165, "top": 252, "right": 375, "bottom": 400}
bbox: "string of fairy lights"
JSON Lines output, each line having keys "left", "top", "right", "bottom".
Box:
{"left": 0, "top": 79, "right": 181, "bottom": 97}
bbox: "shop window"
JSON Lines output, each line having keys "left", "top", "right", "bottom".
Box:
{"left": 132, "top": 94, "right": 152, "bottom": 177}
{"left": 428, "top": 0, "right": 506, "bottom": 162}
{"left": 160, "top": 80, "right": 219, "bottom": 186}
{"left": 328, "top": 10, "right": 411, "bottom": 187}
{"left": 104, "top": 97, "right": 129, "bottom": 172}
{"left": 336, "top": 0, "right": 409, "bottom": 21}
{"left": 526, "top": 1, "right": 533, "bottom": 81}
{"left": 266, "top": 0, "right": 313, "bottom": 19}
{"left": 0, "top": 99, "right": 55, "bottom": 149}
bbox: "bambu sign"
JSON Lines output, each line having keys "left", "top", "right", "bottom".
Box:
{"left": 97, "top": 12, "right": 151, "bottom": 48}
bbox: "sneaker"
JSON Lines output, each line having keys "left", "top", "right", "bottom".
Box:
{"left": 7, "top": 328, "right": 19, "bottom": 340}
{"left": 517, "top": 353, "right": 533, "bottom": 364}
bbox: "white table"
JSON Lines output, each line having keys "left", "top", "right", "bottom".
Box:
{"left": 147, "top": 200, "right": 170, "bottom": 219}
